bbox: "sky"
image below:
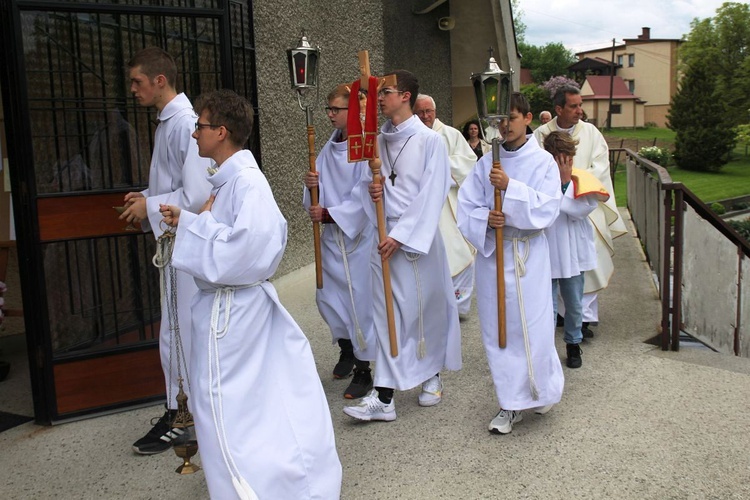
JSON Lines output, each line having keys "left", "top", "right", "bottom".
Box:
{"left": 518, "top": 0, "right": 731, "bottom": 53}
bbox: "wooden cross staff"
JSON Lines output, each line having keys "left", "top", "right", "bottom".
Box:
{"left": 491, "top": 139, "right": 507, "bottom": 348}
{"left": 352, "top": 50, "right": 398, "bottom": 357}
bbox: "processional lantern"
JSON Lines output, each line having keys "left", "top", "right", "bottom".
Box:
{"left": 470, "top": 47, "right": 514, "bottom": 350}
{"left": 287, "top": 33, "right": 320, "bottom": 98}
{"left": 470, "top": 47, "right": 513, "bottom": 133}
{"left": 287, "top": 32, "right": 324, "bottom": 289}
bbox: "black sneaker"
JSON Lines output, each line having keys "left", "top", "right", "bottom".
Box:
{"left": 344, "top": 368, "right": 373, "bottom": 399}
{"left": 556, "top": 314, "right": 564, "bottom": 327}
{"left": 333, "top": 349, "right": 355, "bottom": 379}
{"left": 132, "top": 410, "right": 186, "bottom": 455}
{"left": 582, "top": 322, "right": 595, "bottom": 339}
{"left": 566, "top": 343, "right": 582, "bottom": 369}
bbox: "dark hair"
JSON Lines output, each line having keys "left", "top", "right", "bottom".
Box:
{"left": 510, "top": 91, "right": 531, "bottom": 116}
{"left": 127, "top": 47, "right": 177, "bottom": 88}
{"left": 462, "top": 119, "right": 482, "bottom": 140}
{"left": 193, "top": 89, "right": 254, "bottom": 147}
{"left": 387, "top": 69, "right": 419, "bottom": 108}
{"left": 543, "top": 130, "right": 578, "bottom": 157}
{"left": 553, "top": 85, "right": 581, "bottom": 109}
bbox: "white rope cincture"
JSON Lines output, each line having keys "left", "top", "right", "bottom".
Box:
{"left": 333, "top": 227, "right": 367, "bottom": 351}
{"left": 208, "top": 283, "right": 261, "bottom": 500}
{"left": 405, "top": 251, "right": 426, "bottom": 360}
{"left": 505, "top": 230, "right": 543, "bottom": 401}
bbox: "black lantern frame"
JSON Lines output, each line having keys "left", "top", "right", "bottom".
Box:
{"left": 470, "top": 48, "right": 513, "bottom": 123}
{"left": 287, "top": 33, "right": 320, "bottom": 94}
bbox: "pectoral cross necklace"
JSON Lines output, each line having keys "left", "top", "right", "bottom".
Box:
{"left": 384, "top": 135, "right": 413, "bottom": 186}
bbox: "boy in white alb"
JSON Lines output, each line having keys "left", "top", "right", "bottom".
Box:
{"left": 343, "top": 70, "right": 462, "bottom": 422}
{"left": 303, "top": 85, "right": 376, "bottom": 399}
{"left": 543, "top": 131, "right": 608, "bottom": 368}
{"left": 457, "top": 92, "right": 563, "bottom": 434}
{"left": 161, "top": 90, "right": 342, "bottom": 499}
{"left": 121, "top": 47, "right": 212, "bottom": 455}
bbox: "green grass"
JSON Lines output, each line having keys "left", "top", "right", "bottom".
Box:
{"left": 612, "top": 148, "right": 750, "bottom": 207}
{"left": 603, "top": 127, "right": 676, "bottom": 142}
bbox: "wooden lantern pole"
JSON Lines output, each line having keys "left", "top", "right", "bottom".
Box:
{"left": 304, "top": 106, "right": 324, "bottom": 289}
{"left": 491, "top": 138, "right": 507, "bottom": 348}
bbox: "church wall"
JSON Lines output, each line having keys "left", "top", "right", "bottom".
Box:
{"left": 252, "top": 0, "right": 385, "bottom": 276}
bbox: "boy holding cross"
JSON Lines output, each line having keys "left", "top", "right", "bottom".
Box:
{"left": 343, "top": 69, "right": 462, "bottom": 422}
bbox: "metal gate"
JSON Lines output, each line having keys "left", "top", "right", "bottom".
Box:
{"left": 0, "top": 0, "right": 258, "bottom": 423}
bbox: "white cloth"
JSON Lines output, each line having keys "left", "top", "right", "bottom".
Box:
{"left": 357, "top": 115, "right": 462, "bottom": 390}
{"left": 432, "top": 118, "right": 478, "bottom": 310}
{"left": 172, "top": 150, "right": 342, "bottom": 500}
{"left": 453, "top": 262, "right": 475, "bottom": 315}
{"left": 534, "top": 118, "right": 627, "bottom": 293}
{"left": 484, "top": 124, "right": 500, "bottom": 142}
{"left": 547, "top": 186, "right": 598, "bottom": 279}
{"left": 303, "top": 130, "right": 377, "bottom": 360}
{"left": 140, "top": 93, "right": 212, "bottom": 408}
{"left": 457, "top": 136, "right": 564, "bottom": 410}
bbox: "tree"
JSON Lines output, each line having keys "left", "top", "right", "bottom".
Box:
{"left": 668, "top": 2, "right": 749, "bottom": 171}
{"left": 679, "top": 2, "right": 750, "bottom": 127}
{"left": 518, "top": 42, "right": 576, "bottom": 83}
{"left": 520, "top": 84, "right": 549, "bottom": 118}
{"left": 542, "top": 76, "right": 579, "bottom": 100}
{"left": 511, "top": 0, "right": 526, "bottom": 44}
{"left": 667, "top": 64, "right": 736, "bottom": 172}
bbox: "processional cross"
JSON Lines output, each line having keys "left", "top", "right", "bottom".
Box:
{"left": 343, "top": 50, "right": 398, "bottom": 357}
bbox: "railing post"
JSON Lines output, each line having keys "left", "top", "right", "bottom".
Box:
{"left": 671, "top": 188, "right": 685, "bottom": 352}
{"left": 661, "top": 188, "right": 673, "bottom": 351}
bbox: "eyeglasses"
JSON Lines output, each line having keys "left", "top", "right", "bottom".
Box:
{"left": 415, "top": 109, "right": 435, "bottom": 116}
{"left": 377, "top": 88, "right": 405, "bottom": 98}
{"left": 324, "top": 106, "right": 348, "bottom": 115}
{"left": 194, "top": 122, "right": 232, "bottom": 133}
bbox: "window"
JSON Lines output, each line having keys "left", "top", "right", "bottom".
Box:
{"left": 628, "top": 54, "right": 635, "bottom": 67}
{"left": 617, "top": 55, "right": 623, "bottom": 66}
{"left": 627, "top": 80, "right": 635, "bottom": 93}
{"left": 611, "top": 104, "right": 622, "bottom": 114}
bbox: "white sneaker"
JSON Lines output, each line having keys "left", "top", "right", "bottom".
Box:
{"left": 418, "top": 374, "right": 443, "bottom": 407}
{"left": 534, "top": 404, "right": 554, "bottom": 415}
{"left": 489, "top": 409, "right": 522, "bottom": 434}
{"left": 343, "top": 390, "right": 396, "bottom": 422}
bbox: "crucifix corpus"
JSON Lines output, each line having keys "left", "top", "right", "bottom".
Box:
{"left": 345, "top": 50, "right": 398, "bottom": 357}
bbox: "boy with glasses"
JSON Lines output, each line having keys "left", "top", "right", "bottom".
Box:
{"left": 343, "top": 70, "right": 462, "bottom": 422}
{"left": 303, "top": 85, "right": 376, "bottom": 399}
{"left": 160, "top": 89, "right": 342, "bottom": 499}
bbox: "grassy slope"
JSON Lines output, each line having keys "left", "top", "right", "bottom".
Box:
{"left": 605, "top": 128, "right": 750, "bottom": 206}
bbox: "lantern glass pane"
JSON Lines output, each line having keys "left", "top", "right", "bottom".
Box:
{"left": 499, "top": 75, "right": 511, "bottom": 117}
{"left": 307, "top": 52, "right": 318, "bottom": 86}
{"left": 473, "top": 78, "right": 485, "bottom": 118}
{"left": 287, "top": 51, "right": 295, "bottom": 87}
{"left": 293, "top": 51, "right": 307, "bottom": 85}
{"left": 484, "top": 77, "right": 498, "bottom": 116}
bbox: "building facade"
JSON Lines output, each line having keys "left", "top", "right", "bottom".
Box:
{"left": 575, "top": 27, "right": 681, "bottom": 127}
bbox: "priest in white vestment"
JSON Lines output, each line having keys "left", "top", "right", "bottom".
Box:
{"left": 414, "top": 94, "right": 477, "bottom": 316}
{"left": 457, "top": 92, "right": 563, "bottom": 435}
{"left": 164, "top": 90, "right": 342, "bottom": 500}
{"left": 534, "top": 85, "right": 627, "bottom": 331}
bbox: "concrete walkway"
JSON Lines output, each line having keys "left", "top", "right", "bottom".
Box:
{"left": 1, "top": 210, "right": 750, "bottom": 499}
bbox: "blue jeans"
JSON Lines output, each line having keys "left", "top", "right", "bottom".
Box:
{"left": 552, "top": 274, "right": 584, "bottom": 345}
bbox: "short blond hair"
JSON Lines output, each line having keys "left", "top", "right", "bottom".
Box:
{"left": 543, "top": 131, "right": 578, "bottom": 157}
